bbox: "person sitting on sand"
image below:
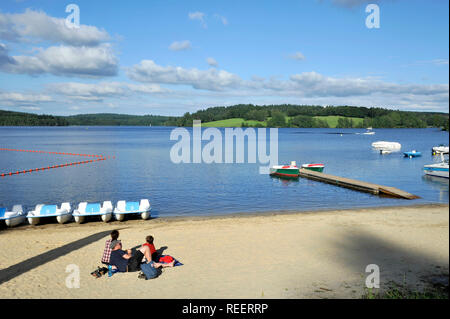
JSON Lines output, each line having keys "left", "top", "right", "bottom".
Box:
{"left": 109, "top": 239, "right": 165, "bottom": 272}
{"left": 101, "top": 230, "right": 119, "bottom": 265}
{"left": 143, "top": 235, "right": 175, "bottom": 267}
{"left": 143, "top": 235, "right": 159, "bottom": 262}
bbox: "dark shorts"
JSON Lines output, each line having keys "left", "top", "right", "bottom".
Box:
{"left": 128, "top": 250, "right": 144, "bottom": 272}
{"left": 151, "top": 252, "right": 160, "bottom": 262}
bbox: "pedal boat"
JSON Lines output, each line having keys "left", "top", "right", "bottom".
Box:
{"left": 113, "top": 199, "right": 151, "bottom": 221}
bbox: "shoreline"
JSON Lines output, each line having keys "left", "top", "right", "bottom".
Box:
{"left": 0, "top": 204, "right": 448, "bottom": 298}
{"left": 1, "top": 203, "right": 448, "bottom": 233}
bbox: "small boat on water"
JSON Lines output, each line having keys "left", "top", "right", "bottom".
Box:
{"left": 432, "top": 145, "right": 449, "bottom": 155}
{"left": 27, "top": 203, "right": 72, "bottom": 225}
{"left": 372, "top": 141, "right": 402, "bottom": 151}
{"left": 270, "top": 161, "right": 299, "bottom": 177}
{"left": 0, "top": 205, "right": 26, "bottom": 227}
{"left": 423, "top": 152, "right": 449, "bottom": 179}
{"left": 404, "top": 150, "right": 422, "bottom": 158}
{"left": 73, "top": 201, "right": 113, "bottom": 223}
{"left": 380, "top": 150, "right": 392, "bottom": 155}
{"left": 113, "top": 199, "right": 151, "bottom": 221}
{"left": 362, "top": 127, "right": 375, "bottom": 135}
{"left": 301, "top": 163, "right": 325, "bottom": 172}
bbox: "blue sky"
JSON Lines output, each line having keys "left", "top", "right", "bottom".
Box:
{"left": 0, "top": 0, "right": 448, "bottom": 115}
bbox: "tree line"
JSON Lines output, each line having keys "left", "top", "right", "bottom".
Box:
{"left": 164, "top": 104, "right": 449, "bottom": 129}
{"left": 1, "top": 105, "right": 448, "bottom": 129}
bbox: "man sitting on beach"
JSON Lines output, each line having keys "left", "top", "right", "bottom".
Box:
{"left": 101, "top": 230, "right": 119, "bottom": 265}
{"left": 109, "top": 239, "right": 165, "bottom": 273}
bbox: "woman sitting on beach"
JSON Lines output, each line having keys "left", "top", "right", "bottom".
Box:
{"left": 143, "top": 235, "right": 175, "bottom": 267}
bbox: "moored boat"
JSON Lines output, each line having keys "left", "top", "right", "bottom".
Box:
{"left": 432, "top": 145, "right": 449, "bottom": 155}
{"left": 73, "top": 201, "right": 113, "bottom": 223}
{"left": 27, "top": 203, "right": 72, "bottom": 225}
{"left": 270, "top": 161, "right": 299, "bottom": 177}
{"left": 113, "top": 199, "right": 151, "bottom": 221}
{"left": 301, "top": 163, "right": 325, "bottom": 172}
{"left": 404, "top": 150, "right": 421, "bottom": 158}
{"left": 423, "top": 152, "right": 449, "bottom": 179}
{"left": 0, "top": 205, "right": 26, "bottom": 227}
{"left": 372, "top": 141, "right": 402, "bottom": 151}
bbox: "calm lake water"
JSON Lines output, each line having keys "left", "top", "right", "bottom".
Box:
{"left": 0, "top": 127, "right": 448, "bottom": 218}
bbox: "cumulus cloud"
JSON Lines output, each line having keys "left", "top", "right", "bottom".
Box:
{"left": 169, "top": 40, "right": 192, "bottom": 51}
{"left": 127, "top": 60, "right": 242, "bottom": 91}
{"left": 126, "top": 60, "right": 449, "bottom": 108}
{"left": 206, "top": 57, "right": 218, "bottom": 67}
{"left": 0, "top": 43, "right": 118, "bottom": 77}
{"left": 48, "top": 81, "right": 167, "bottom": 101}
{"left": 0, "top": 91, "right": 53, "bottom": 107}
{"left": 290, "top": 52, "right": 306, "bottom": 61}
{"left": 0, "top": 9, "right": 110, "bottom": 46}
{"left": 188, "top": 11, "right": 206, "bottom": 28}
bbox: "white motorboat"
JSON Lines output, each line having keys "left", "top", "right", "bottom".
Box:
{"left": 432, "top": 145, "right": 449, "bottom": 155}
{"left": 362, "top": 128, "right": 375, "bottom": 135}
{"left": 73, "top": 201, "right": 113, "bottom": 223}
{"left": 27, "top": 203, "right": 72, "bottom": 225}
{"left": 113, "top": 199, "right": 151, "bottom": 221}
{"left": 372, "top": 141, "right": 402, "bottom": 152}
{"left": 423, "top": 152, "right": 449, "bottom": 179}
{"left": 0, "top": 205, "right": 26, "bottom": 227}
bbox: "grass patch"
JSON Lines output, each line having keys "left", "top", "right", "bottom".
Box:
{"left": 362, "top": 278, "right": 449, "bottom": 299}
{"left": 201, "top": 118, "right": 266, "bottom": 127}
{"left": 313, "top": 115, "right": 364, "bottom": 128}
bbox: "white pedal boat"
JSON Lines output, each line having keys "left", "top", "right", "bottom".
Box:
{"left": 113, "top": 199, "right": 151, "bottom": 221}
{"left": 73, "top": 201, "right": 113, "bottom": 223}
{"left": 27, "top": 203, "right": 72, "bottom": 225}
{"left": 0, "top": 205, "right": 26, "bottom": 227}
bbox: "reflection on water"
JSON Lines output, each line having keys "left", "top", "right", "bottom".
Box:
{"left": 422, "top": 175, "right": 449, "bottom": 202}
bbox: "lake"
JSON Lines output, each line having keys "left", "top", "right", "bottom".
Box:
{"left": 0, "top": 126, "right": 448, "bottom": 218}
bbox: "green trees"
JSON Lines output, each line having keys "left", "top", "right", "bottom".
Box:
{"left": 1, "top": 105, "right": 447, "bottom": 128}
{"left": 266, "top": 111, "right": 286, "bottom": 127}
{"left": 0, "top": 110, "right": 69, "bottom": 126}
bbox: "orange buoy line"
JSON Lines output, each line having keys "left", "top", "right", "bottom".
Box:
{"left": 0, "top": 148, "right": 113, "bottom": 178}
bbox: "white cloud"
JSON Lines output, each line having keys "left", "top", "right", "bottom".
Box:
{"left": 0, "top": 43, "right": 118, "bottom": 77}
{"left": 127, "top": 60, "right": 242, "bottom": 91}
{"left": 169, "top": 40, "right": 192, "bottom": 51}
{"left": 188, "top": 11, "right": 207, "bottom": 28}
{"left": 0, "top": 9, "right": 110, "bottom": 46}
{"left": 48, "top": 81, "right": 167, "bottom": 102}
{"left": 206, "top": 57, "right": 218, "bottom": 67}
{"left": 290, "top": 52, "right": 306, "bottom": 61}
{"left": 214, "top": 14, "right": 228, "bottom": 25}
{"left": 0, "top": 91, "right": 53, "bottom": 107}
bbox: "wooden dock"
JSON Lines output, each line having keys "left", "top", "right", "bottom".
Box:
{"left": 298, "top": 169, "right": 420, "bottom": 200}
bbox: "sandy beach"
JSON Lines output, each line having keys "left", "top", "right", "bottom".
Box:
{"left": 0, "top": 204, "right": 448, "bottom": 299}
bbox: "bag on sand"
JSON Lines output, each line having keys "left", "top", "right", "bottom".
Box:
{"left": 140, "top": 262, "right": 162, "bottom": 280}
{"left": 91, "top": 266, "right": 108, "bottom": 278}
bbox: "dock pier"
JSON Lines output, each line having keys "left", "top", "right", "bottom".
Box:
{"left": 298, "top": 169, "right": 420, "bottom": 200}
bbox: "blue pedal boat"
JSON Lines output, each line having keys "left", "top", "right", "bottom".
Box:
{"left": 113, "top": 199, "right": 151, "bottom": 221}
{"left": 73, "top": 201, "right": 113, "bottom": 223}
{"left": 26, "top": 203, "right": 72, "bottom": 225}
{"left": 0, "top": 205, "right": 26, "bottom": 227}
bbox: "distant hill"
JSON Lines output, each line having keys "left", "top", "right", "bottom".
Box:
{"left": 0, "top": 109, "right": 68, "bottom": 126}
{"left": 0, "top": 105, "right": 448, "bottom": 130}
{"left": 65, "top": 113, "right": 171, "bottom": 126}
